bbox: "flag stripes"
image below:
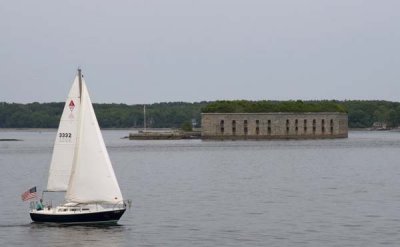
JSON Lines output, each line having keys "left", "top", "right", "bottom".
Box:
{"left": 21, "top": 186, "right": 37, "bottom": 201}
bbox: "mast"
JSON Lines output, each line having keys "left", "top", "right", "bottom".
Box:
{"left": 66, "top": 68, "right": 84, "bottom": 201}
{"left": 78, "top": 68, "right": 82, "bottom": 101}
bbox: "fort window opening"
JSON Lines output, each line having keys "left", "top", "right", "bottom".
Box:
{"left": 256, "top": 127, "right": 260, "bottom": 135}
{"left": 286, "top": 119, "right": 290, "bottom": 133}
{"left": 313, "top": 119, "right": 316, "bottom": 134}
{"left": 303, "top": 119, "right": 307, "bottom": 133}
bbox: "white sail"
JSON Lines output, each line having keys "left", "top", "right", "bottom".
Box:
{"left": 65, "top": 78, "right": 123, "bottom": 204}
{"left": 46, "top": 76, "right": 81, "bottom": 191}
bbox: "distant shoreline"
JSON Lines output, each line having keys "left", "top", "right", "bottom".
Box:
{"left": 0, "top": 138, "right": 22, "bottom": 141}
{"left": 0, "top": 128, "right": 397, "bottom": 132}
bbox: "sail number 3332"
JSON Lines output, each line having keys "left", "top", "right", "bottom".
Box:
{"left": 59, "top": 133, "right": 72, "bottom": 138}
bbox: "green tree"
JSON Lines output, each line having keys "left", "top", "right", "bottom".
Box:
{"left": 181, "top": 122, "right": 193, "bottom": 131}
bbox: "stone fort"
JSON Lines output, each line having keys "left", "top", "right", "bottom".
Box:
{"left": 201, "top": 112, "right": 348, "bottom": 140}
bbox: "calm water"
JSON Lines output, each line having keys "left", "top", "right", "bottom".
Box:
{"left": 1, "top": 130, "right": 400, "bottom": 246}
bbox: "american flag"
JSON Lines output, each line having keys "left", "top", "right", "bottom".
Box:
{"left": 21, "top": 186, "right": 37, "bottom": 201}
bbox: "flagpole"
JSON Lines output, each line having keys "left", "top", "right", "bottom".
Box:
{"left": 144, "top": 105, "right": 146, "bottom": 131}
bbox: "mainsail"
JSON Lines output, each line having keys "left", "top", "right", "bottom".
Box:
{"left": 65, "top": 76, "right": 123, "bottom": 204}
{"left": 46, "top": 76, "right": 81, "bottom": 191}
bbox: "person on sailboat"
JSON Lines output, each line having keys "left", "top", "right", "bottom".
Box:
{"left": 36, "top": 199, "right": 44, "bottom": 211}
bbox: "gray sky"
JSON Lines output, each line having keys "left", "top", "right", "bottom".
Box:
{"left": 1, "top": 0, "right": 399, "bottom": 104}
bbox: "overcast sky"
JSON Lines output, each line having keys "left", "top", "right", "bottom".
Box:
{"left": 1, "top": 0, "right": 399, "bottom": 104}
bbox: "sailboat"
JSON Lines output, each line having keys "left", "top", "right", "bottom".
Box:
{"left": 30, "top": 69, "right": 127, "bottom": 224}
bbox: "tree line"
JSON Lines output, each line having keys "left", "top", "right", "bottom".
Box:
{"left": 0, "top": 102, "right": 207, "bottom": 129}
{"left": 0, "top": 100, "right": 400, "bottom": 129}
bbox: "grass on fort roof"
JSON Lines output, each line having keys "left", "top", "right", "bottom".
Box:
{"left": 201, "top": 100, "right": 347, "bottom": 113}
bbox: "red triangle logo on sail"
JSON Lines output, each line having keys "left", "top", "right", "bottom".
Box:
{"left": 69, "top": 100, "right": 75, "bottom": 112}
